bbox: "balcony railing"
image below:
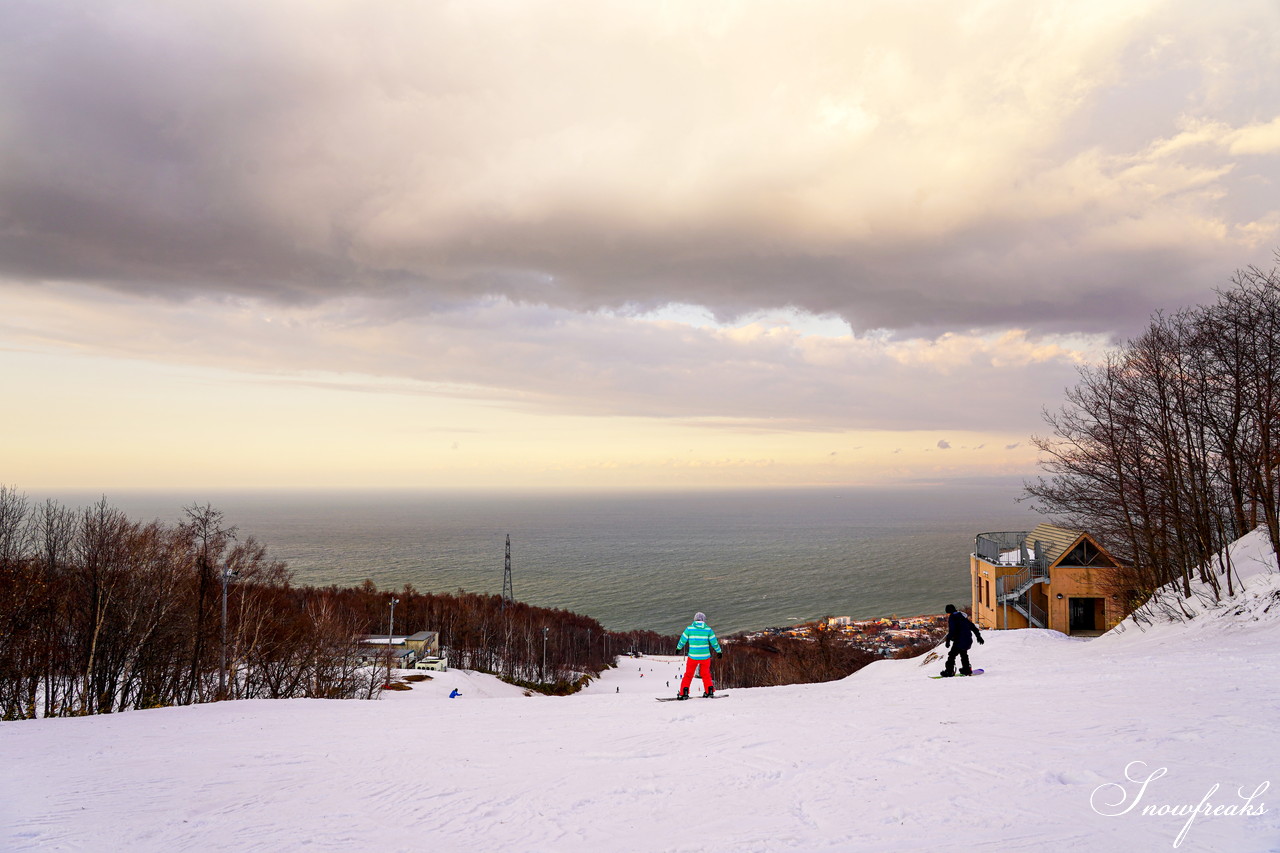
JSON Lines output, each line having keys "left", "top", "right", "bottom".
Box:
{"left": 975, "top": 531, "right": 1049, "bottom": 573}
{"left": 980, "top": 531, "right": 1051, "bottom": 629}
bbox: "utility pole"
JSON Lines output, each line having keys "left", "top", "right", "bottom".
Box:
{"left": 542, "top": 626, "right": 548, "bottom": 683}
{"left": 387, "top": 596, "right": 399, "bottom": 685}
{"left": 219, "top": 565, "right": 238, "bottom": 700}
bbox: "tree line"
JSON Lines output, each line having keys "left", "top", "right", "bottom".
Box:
{"left": 1026, "top": 261, "right": 1280, "bottom": 612}
{"left": 0, "top": 489, "right": 383, "bottom": 719}
{"left": 0, "top": 486, "right": 903, "bottom": 716}
{"left": 322, "top": 580, "right": 674, "bottom": 693}
{"left": 0, "top": 488, "right": 674, "bottom": 717}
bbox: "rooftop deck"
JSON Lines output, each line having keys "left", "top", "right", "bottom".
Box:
{"left": 975, "top": 524, "right": 1087, "bottom": 570}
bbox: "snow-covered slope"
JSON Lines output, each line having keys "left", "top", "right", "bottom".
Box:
{"left": 3, "top": 532, "right": 1279, "bottom": 852}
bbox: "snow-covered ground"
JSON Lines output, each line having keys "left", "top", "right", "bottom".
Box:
{"left": 3, "top": 531, "right": 1279, "bottom": 852}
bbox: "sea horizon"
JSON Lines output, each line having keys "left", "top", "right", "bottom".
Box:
{"left": 25, "top": 480, "right": 1043, "bottom": 635}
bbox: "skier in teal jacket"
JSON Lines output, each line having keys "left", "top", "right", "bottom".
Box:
{"left": 675, "top": 612, "right": 722, "bottom": 699}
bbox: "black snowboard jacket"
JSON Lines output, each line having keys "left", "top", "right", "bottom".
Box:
{"left": 945, "top": 610, "right": 983, "bottom": 651}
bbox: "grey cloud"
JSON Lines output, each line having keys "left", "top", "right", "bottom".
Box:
{"left": 1, "top": 1, "right": 1277, "bottom": 338}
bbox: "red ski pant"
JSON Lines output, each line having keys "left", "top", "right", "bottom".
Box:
{"left": 680, "top": 657, "right": 713, "bottom": 693}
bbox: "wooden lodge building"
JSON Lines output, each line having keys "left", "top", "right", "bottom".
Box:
{"left": 970, "top": 523, "right": 1134, "bottom": 636}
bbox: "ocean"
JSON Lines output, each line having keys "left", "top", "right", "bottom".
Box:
{"left": 42, "top": 483, "right": 1041, "bottom": 636}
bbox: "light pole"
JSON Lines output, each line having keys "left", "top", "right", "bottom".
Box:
{"left": 219, "top": 566, "right": 238, "bottom": 699}
{"left": 387, "top": 596, "right": 399, "bottom": 684}
{"left": 542, "top": 626, "right": 548, "bottom": 683}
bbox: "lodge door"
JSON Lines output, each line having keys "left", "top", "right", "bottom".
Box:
{"left": 1069, "top": 597, "right": 1098, "bottom": 632}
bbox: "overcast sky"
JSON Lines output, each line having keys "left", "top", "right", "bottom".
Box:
{"left": 3, "top": 0, "right": 1278, "bottom": 491}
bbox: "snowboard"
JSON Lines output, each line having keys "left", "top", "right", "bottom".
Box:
{"left": 655, "top": 694, "right": 728, "bottom": 702}
{"left": 930, "top": 669, "right": 984, "bottom": 679}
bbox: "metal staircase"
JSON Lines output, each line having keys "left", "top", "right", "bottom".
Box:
{"left": 993, "top": 539, "right": 1050, "bottom": 628}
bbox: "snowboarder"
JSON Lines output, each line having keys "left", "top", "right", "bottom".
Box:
{"left": 449, "top": 688, "right": 461, "bottom": 698}
{"left": 941, "top": 604, "right": 983, "bottom": 677}
{"left": 675, "top": 612, "right": 722, "bottom": 699}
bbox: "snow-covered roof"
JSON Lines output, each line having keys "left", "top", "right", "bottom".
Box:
{"left": 362, "top": 635, "right": 407, "bottom": 645}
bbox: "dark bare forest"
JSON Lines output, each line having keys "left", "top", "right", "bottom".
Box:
{"left": 0, "top": 486, "right": 893, "bottom": 718}
{"left": 0, "top": 490, "right": 672, "bottom": 718}
{"left": 1027, "top": 262, "right": 1280, "bottom": 613}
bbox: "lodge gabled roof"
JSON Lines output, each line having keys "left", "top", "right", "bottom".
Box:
{"left": 1027, "top": 523, "right": 1122, "bottom": 569}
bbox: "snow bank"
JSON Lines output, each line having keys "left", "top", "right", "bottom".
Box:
{"left": 3, "top": 533, "right": 1279, "bottom": 852}
{"left": 1109, "top": 525, "right": 1280, "bottom": 642}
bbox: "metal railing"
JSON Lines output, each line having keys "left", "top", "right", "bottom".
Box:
{"left": 1028, "top": 599, "right": 1047, "bottom": 628}
{"left": 985, "top": 530, "right": 1052, "bottom": 629}
{"left": 995, "top": 553, "right": 1049, "bottom": 602}
{"left": 975, "top": 531, "right": 1028, "bottom": 564}
{"left": 995, "top": 566, "right": 1031, "bottom": 600}
{"left": 1002, "top": 593, "right": 1048, "bottom": 629}
{"left": 980, "top": 532, "right": 1049, "bottom": 573}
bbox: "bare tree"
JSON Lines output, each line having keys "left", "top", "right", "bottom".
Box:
{"left": 178, "top": 503, "right": 236, "bottom": 704}
{"left": 1027, "top": 261, "right": 1280, "bottom": 611}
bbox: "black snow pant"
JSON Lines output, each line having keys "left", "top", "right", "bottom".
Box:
{"left": 943, "top": 645, "right": 972, "bottom": 676}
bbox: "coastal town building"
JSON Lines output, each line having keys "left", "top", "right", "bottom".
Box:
{"left": 403, "top": 630, "right": 441, "bottom": 658}
{"left": 351, "top": 642, "right": 417, "bottom": 669}
{"left": 738, "top": 614, "right": 947, "bottom": 658}
{"left": 970, "top": 523, "right": 1135, "bottom": 635}
{"left": 356, "top": 630, "right": 446, "bottom": 671}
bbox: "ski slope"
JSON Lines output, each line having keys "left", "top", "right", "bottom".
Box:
{"left": 3, "top": 530, "right": 1279, "bottom": 852}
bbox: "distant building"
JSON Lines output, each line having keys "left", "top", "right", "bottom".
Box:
{"left": 404, "top": 631, "right": 447, "bottom": 670}
{"left": 352, "top": 643, "right": 417, "bottom": 669}
{"left": 403, "top": 631, "right": 440, "bottom": 657}
{"left": 357, "top": 630, "right": 443, "bottom": 670}
{"left": 970, "top": 523, "right": 1135, "bottom": 635}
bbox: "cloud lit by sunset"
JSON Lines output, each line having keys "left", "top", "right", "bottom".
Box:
{"left": 2, "top": 0, "right": 1277, "bottom": 489}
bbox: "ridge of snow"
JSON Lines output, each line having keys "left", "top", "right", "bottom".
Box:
{"left": 1108, "top": 525, "right": 1280, "bottom": 642}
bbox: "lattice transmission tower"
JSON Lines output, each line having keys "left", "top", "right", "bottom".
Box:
{"left": 501, "top": 533, "right": 514, "bottom": 608}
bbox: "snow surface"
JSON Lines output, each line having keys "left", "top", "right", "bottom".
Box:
{"left": 3, "top": 530, "right": 1280, "bottom": 852}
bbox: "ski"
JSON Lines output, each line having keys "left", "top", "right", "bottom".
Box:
{"left": 655, "top": 694, "right": 728, "bottom": 701}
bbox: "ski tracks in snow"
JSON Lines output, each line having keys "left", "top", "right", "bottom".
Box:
{"left": 6, "top": 600, "right": 1280, "bottom": 852}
